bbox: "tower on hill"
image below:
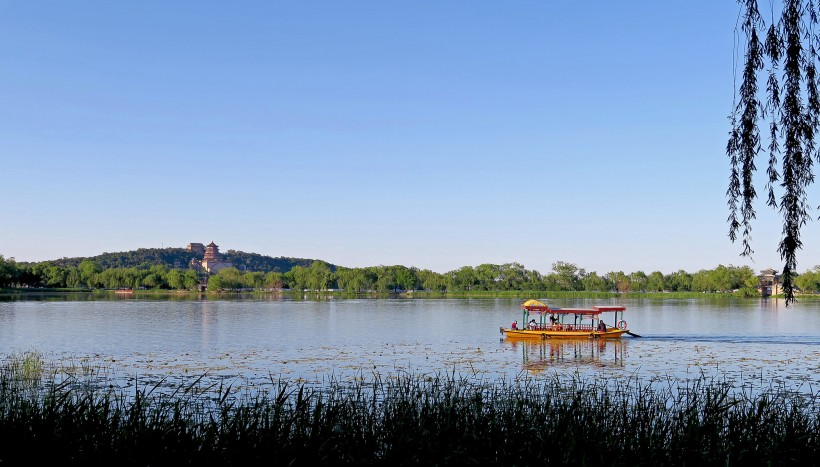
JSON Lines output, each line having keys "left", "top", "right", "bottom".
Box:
{"left": 189, "top": 241, "right": 233, "bottom": 273}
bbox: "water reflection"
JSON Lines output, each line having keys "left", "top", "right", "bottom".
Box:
{"left": 507, "top": 338, "right": 626, "bottom": 374}
{"left": 3, "top": 296, "right": 820, "bottom": 397}
{"left": 0, "top": 291, "right": 97, "bottom": 302}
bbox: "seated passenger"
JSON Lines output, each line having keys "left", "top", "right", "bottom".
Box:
{"left": 528, "top": 319, "right": 537, "bottom": 330}
{"left": 598, "top": 320, "right": 607, "bottom": 332}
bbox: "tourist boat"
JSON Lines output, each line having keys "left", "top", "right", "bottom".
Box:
{"left": 500, "top": 299, "right": 639, "bottom": 339}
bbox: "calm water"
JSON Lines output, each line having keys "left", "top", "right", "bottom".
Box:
{"left": 1, "top": 294, "right": 819, "bottom": 393}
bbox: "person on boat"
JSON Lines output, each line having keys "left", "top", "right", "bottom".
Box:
{"left": 511, "top": 320, "right": 518, "bottom": 330}
{"left": 598, "top": 320, "right": 607, "bottom": 332}
{"left": 528, "top": 319, "right": 537, "bottom": 330}
{"left": 549, "top": 314, "right": 558, "bottom": 325}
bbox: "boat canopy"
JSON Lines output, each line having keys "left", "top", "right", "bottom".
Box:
{"left": 520, "top": 300, "right": 625, "bottom": 316}
{"left": 521, "top": 299, "right": 550, "bottom": 312}
{"left": 591, "top": 306, "right": 626, "bottom": 312}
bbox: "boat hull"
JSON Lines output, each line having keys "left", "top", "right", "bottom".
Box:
{"left": 501, "top": 328, "right": 627, "bottom": 339}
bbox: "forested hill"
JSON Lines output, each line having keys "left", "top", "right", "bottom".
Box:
{"left": 42, "top": 248, "right": 332, "bottom": 273}
{"left": 223, "top": 250, "right": 333, "bottom": 273}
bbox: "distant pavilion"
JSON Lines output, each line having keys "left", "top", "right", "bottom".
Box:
{"left": 757, "top": 268, "right": 781, "bottom": 297}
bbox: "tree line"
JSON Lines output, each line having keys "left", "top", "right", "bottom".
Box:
{"left": 4, "top": 255, "right": 820, "bottom": 294}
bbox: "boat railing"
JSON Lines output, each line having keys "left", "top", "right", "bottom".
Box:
{"left": 527, "top": 324, "right": 596, "bottom": 332}
{"left": 558, "top": 324, "right": 594, "bottom": 332}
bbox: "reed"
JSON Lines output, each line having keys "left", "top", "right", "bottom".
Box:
{"left": 0, "top": 360, "right": 818, "bottom": 465}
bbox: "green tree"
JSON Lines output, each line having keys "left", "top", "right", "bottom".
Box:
{"left": 795, "top": 266, "right": 820, "bottom": 293}
{"left": 64, "top": 266, "right": 81, "bottom": 288}
{"left": 122, "top": 268, "right": 142, "bottom": 289}
{"left": 523, "top": 269, "right": 546, "bottom": 291}
{"left": 548, "top": 261, "right": 584, "bottom": 291}
{"left": 206, "top": 274, "right": 223, "bottom": 291}
{"left": 498, "top": 263, "right": 530, "bottom": 291}
{"left": 264, "top": 271, "right": 285, "bottom": 290}
{"left": 726, "top": 265, "right": 757, "bottom": 290}
{"left": 728, "top": 0, "right": 820, "bottom": 304}
{"left": 43, "top": 265, "right": 67, "bottom": 288}
{"left": 581, "top": 271, "right": 611, "bottom": 292}
{"left": 175, "top": 269, "right": 201, "bottom": 290}
{"left": 286, "top": 265, "right": 309, "bottom": 291}
{"left": 710, "top": 265, "right": 733, "bottom": 293}
{"left": 243, "top": 271, "right": 266, "bottom": 289}
{"left": 473, "top": 264, "right": 499, "bottom": 291}
{"left": 691, "top": 270, "right": 715, "bottom": 293}
{"left": 416, "top": 269, "right": 448, "bottom": 292}
{"left": 218, "top": 268, "right": 244, "bottom": 290}
{"left": 94, "top": 267, "right": 141, "bottom": 289}
{"left": 207, "top": 268, "right": 244, "bottom": 290}
{"left": 94, "top": 268, "right": 115, "bottom": 288}
{"left": 665, "top": 270, "right": 692, "bottom": 292}
{"left": 142, "top": 265, "right": 169, "bottom": 289}
{"left": 373, "top": 266, "right": 397, "bottom": 293}
{"left": 0, "top": 255, "right": 19, "bottom": 288}
{"left": 142, "top": 273, "right": 163, "bottom": 289}
{"left": 334, "top": 267, "right": 366, "bottom": 293}
{"left": 167, "top": 269, "right": 186, "bottom": 290}
{"left": 306, "top": 261, "right": 332, "bottom": 291}
{"left": 646, "top": 271, "right": 665, "bottom": 292}
{"left": 78, "top": 260, "right": 100, "bottom": 287}
{"left": 449, "top": 266, "right": 477, "bottom": 291}
{"left": 394, "top": 266, "right": 417, "bottom": 292}
{"left": 16, "top": 263, "right": 40, "bottom": 287}
{"left": 185, "top": 270, "right": 202, "bottom": 289}
{"left": 628, "top": 271, "right": 648, "bottom": 292}
{"left": 606, "top": 271, "right": 630, "bottom": 293}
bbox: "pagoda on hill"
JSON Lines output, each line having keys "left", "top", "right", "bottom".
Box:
{"left": 190, "top": 241, "right": 234, "bottom": 273}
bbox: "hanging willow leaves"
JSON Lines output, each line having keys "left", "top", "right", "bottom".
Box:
{"left": 728, "top": 0, "right": 820, "bottom": 305}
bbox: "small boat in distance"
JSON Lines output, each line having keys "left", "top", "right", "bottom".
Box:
{"left": 500, "top": 299, "right": 640, "bottom": 339}
{"left": 114, "top": 288, "right": 134, "bottom": 294}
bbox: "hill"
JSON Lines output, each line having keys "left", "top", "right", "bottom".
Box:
{"left": 43, "top": 248, "right": 333, "bottom": 273}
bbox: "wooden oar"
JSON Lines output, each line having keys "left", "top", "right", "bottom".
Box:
{"left": 625, "top": 331, "right": 642, "bottom": 337}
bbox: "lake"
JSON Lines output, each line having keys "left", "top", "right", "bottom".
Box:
{"left": 1, "top": 294, "right": 819, "bottom": 395}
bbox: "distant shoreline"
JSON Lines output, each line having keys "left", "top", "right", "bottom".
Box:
{"left": 1, "top": 287, "right": 810, "bottom": 301}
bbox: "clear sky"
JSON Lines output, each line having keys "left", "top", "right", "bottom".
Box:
{"left": 1, "top": 1, "right": 818, "bottom": 276}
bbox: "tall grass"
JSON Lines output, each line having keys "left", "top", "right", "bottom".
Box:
{"left": 0, "top": 358, "right": 818, "bottom": 465}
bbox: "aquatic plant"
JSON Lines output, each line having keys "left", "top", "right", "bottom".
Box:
{"left": 0, "top": 363, "right": 817, "bottom": 465}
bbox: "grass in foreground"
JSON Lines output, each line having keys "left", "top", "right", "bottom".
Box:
{"left": 0, "top": 353, "right": 818, "bottom": 466}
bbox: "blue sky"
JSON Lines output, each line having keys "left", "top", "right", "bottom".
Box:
{"left": 1, "top": 1, "right": 817, "bottom": 276}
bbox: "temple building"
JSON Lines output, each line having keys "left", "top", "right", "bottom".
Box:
{"left": 187, "top": 243, "right": 205, "bottom": 255}
{"left": 190, "top": 241, "right": 234, "bottom": 274}
{"left": 757, "top": 268, "right": 781, "bottom": 297}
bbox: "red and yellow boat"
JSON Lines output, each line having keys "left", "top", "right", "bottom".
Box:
{"left": 500, "top": 299, "right": 638, "bottom": 339}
